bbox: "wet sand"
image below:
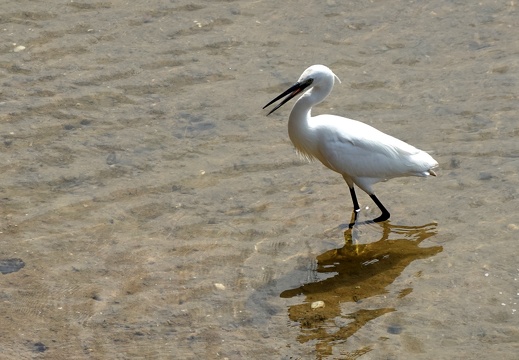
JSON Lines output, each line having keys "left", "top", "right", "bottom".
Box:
{"left": 1, "top": 1, "right": 518, "bottom": 358}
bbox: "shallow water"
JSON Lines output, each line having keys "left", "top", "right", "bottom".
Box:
{"left": 1, "top": 0, "right": 518, "bottom": 359}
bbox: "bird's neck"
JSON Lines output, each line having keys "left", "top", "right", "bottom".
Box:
{"left": 287, "top": 84, "right": 333, "bottom": 160}
{"left": 288, "top": 94, "right": 317, "bottom": 159}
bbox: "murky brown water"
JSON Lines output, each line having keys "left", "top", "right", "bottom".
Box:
{"left": 1, "top": 1, "right": 518, "bottom": 359}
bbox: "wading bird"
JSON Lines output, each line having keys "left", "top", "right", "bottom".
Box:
{"left": 263, "top": 65, "right": 438, "bottom": 222}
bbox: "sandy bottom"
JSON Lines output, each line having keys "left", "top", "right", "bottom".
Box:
{"left": 1, "top": 1, "right": 518, "bottom": 359}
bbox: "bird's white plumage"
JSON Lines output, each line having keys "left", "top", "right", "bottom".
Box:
{"left": 264, "top": 64, "right": 438, "bottom": 221}
{"left": 286, "top": 65, "right": 437, "bottom": 195}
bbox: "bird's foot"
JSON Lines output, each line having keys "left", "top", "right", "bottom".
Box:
{"left": 373, "top": 211, "right": 390, "bottom": 223}
{"left": 368, "top": 194, "right": 390, "bottom": 223}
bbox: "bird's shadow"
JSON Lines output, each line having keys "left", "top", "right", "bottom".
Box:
{"left": 280, "top": 219, "right": 442, "bottom": 358}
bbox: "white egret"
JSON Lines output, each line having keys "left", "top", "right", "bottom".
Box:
{"left": 263, "top": 65, "right": 438, "bottom": 222}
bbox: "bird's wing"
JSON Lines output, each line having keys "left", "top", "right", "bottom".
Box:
{"left": 312, "top": 116, "right": 426, "bottom": 178}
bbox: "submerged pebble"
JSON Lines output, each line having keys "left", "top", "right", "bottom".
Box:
{"left": 214, "top": 283, "right": 226, "bottom": 290}
{"left": 30, "top": 342, "right": 47, "bottom": 353}
{"left": 479, "top": 172, "right": 492, "bottom": 180}
{"left": 0, "top": 258, "right": 25, "bottom": 274}
{"left": 311, "top": 301, "right": 325, "bottom": 309}
{"left": 387, "top": 324, "right": 403, "bottom": 334}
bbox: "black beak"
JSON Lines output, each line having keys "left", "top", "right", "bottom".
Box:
{"left": 263, "top": 78, "right": 313, "bottom": 116}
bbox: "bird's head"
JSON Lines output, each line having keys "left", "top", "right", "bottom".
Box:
{"left": 263, "top": 65, "right": 341, "bottom": 116}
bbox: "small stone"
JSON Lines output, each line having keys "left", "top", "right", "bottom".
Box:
{"left": 214, "top": 283, "right": 226, "bottom": 290}
{"left": 13, "top": 45, "right": 26, "bottom": 52}
{"left": 311, "top": 301, "right": 325, "bottom": 309}
{"left": 31, "top": 342, "right": 47, "bottom": 353}
{"left": 387, "top": 324, "right": 403, "bottom": 334}
{"left": 106, "top": 152, "right": 117, "bottom": 165}
{"left": 0, "top": 258, "right": 25, "bottom": 274}
{"left": 479, "top": 172, "right": 492, "bottom": 180}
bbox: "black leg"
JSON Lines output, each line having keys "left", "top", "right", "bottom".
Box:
{"left": 370, "top": 194, "right": 390, "bottom": 222}
{"left": 349, "top": 187, "right": 361, "bottom": 213}
{"left": 347, "top": 209, "right": 358, "bottom": 229}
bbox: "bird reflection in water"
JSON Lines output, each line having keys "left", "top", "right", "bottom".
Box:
{"left": 280, "top": 221, "right": 442, "bottom": 358}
